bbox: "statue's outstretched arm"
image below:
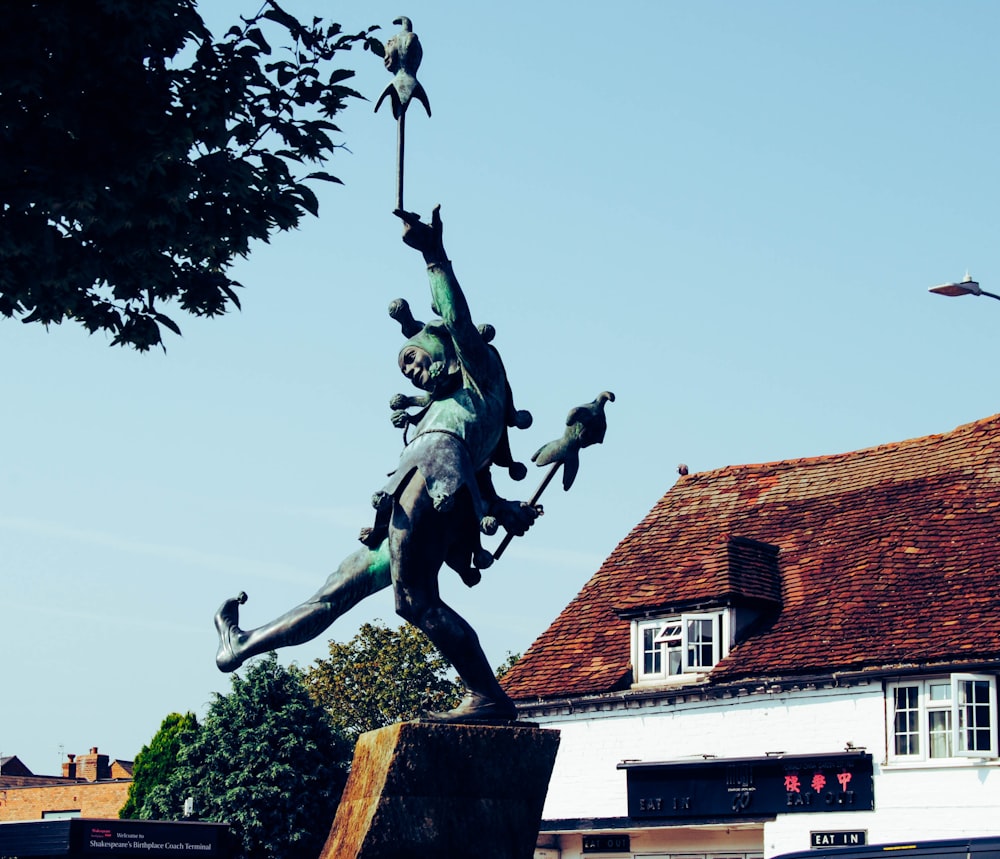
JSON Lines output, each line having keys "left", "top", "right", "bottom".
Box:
{"left": 395, "top": 206, "right": 488, "bottom": 369}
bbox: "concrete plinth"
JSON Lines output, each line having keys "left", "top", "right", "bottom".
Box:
{"left": 319, "top": 720, "right": 560, "bottom": 859}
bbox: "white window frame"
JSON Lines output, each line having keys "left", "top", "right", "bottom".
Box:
{"left": 954, "top": 673, "right": 998, "bottom": 757}
{"left": 633, "top": 610, "right": 730, "bottom": 684}
{"left": 886, "top": 674, "right": 998, "bottom": 762}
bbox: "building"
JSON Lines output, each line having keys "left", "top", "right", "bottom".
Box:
{"left": 0, "top": 748, "right": 133, "bottom": 822}
{"left": 502, "top": 413, "right": 1000, "bottom": 859}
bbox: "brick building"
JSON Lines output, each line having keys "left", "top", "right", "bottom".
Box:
{"left": 501, "top": 413, "right": 1000, "bottom": 859}
{"left": 0, "top": 748, "right": 133, "bottom": 821}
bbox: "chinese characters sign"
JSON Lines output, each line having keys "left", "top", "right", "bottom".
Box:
{"left": 621, "top": 753, "right": 873, "bottom": 820}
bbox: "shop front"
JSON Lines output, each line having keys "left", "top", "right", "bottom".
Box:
{"left": 537, "top": 752, "right": 874, "bottom": 858}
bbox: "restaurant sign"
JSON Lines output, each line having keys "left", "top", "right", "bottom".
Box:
{"left": 583, "top": 834, "right": 631, "bottom": 853}
{"left": 619, "top": 752, "right": 873, "bottom": 821}
{"left": 811, "top": 831, "right": 868, "bottom": 848}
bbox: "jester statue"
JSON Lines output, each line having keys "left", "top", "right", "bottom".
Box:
{"left": 214, "top": 205, "right": 541, "bottom": 723}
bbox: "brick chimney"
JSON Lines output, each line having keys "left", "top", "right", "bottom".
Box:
{"left": 77, "top": 747, "right": 110, "bottom": 781}
{"left": 61, "top": 753, "right": 77, "bottom": 779}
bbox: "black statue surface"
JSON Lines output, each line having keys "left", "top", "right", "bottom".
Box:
{"left": 214, "top": 17, "right": 612, "bottom": 726}
{"left": 215, "top": 206, "right": 541, "bottom": 722}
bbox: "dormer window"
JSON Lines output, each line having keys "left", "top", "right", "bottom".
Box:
{"left": 632, "top": 610, "right": 732, "bottom": 685}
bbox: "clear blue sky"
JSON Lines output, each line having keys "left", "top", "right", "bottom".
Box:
{"left": 4, "top": 0, "right": 1000, "bottom": 775}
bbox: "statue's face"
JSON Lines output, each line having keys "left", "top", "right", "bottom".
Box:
{"left": 399, "top": 345, "right": 433, "bottom": 390}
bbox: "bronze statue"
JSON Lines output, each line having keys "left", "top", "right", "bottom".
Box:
{"left": 215, "top": 205, "right": 540, "bottom": 722}
{"left": 214, "top": 18, "right": 612, "bottom": 725}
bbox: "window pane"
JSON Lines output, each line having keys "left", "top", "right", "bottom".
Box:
{"left": 666, "top": 645, "right": 682, "bottom": 675}
{"left": 893, "top": 686, "right": 920, "bottom": 756}
{"left": 642, "top": 626, "right": 662, "bottom": 676}
{"left": 929, "top": 683, "right": 951, "bottom": 702}
{"left": 686, "top": 618, "right": 714, "bottom": 669}
{"left": 656, "top": 622, "right": 682, "bottom": 645}
{"left": 928, "top": 709, "right": 952, "bottom": 758}
{"left": 958, "top": 679, "right": 992, "bottom": 753}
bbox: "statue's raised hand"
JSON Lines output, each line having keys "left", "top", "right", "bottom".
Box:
{"left": 394, "top": 205, "right": 446, "bottom": 265}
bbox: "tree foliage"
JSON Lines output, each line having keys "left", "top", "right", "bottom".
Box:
{"left": 119, "top": 711, "right": 198, "bottom": 819}
{"left": 123, "top": 629, "right": 519, "bottom": 853}
{"left": 303, "top": 620, "right": 465, "bottom": 743}
{"left": 0, "top": 0, "right": 380, "bottom": 350}
{"left": 142, "top": 654, "right": 351, "bottom": 859}
{"left": 494, "top": 649, "right": 521, "bottom": 681}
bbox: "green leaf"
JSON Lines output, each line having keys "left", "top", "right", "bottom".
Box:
{"left": 294, "top": 185, "right": 319, "bottom": 216}
{"left": 244, "top": 27, "right": 271, "bottom": 55}
{"left": 154, "top": 312, "right": 183, "bottom": 336}
{"left": 327, "top": 68, "right": 355, "bottom": 84}
{"left": 261, "top": 6, "right": 300, "bottom": 32}
{"left": 304, "top": 171, "right": 343, "bottom": 184}
{"left": 221, "top": 283, "right": 242, "bottom": 310}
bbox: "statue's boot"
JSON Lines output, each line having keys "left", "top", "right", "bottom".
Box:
{"left": 420, "top": 691, "right": 518, "bottom": 725}
{"left": 215, "top": 592, "right": 248, "bottom": 673}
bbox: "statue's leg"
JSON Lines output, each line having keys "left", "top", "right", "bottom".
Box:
{"left": 389, "top": 474, "right": 516, "bottom": 719}
{"left": 215, "top": 542, "right": 391, "bottom": 672}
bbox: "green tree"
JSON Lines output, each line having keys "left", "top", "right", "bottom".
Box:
{"left": 146, "top": 654, "right": 351, "bottom": 859}
{"left": 303, "top": 621, "right": 464, "bottom": 742}
{"left": 119, "top": 711, "right": 198, "bottom": 819}
{"left": 495, "top": 650, "right": 522, "bottom": 681}
{"left": 0, "top": 0, "right": 380, "bottom": 350}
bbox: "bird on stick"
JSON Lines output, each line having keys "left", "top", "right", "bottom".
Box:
{"left": 532, "top": 392, "right": 615, "bottom": 491}
{"left": 374, "top": 16, "right": 431, "bottom": 119}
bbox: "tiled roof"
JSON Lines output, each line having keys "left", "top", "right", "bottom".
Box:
{"left": 111, "top": 760, "right": 134, "bottom": 778}
{"left": 503, "top": 413, "right": 1000, "bottom": 701}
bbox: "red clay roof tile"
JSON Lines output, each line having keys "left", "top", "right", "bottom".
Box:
{"left": 503, "top": 413, "right": 1000, "bottom": 701}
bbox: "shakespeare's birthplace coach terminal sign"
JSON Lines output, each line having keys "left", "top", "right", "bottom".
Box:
{"left": 0, "top": 819, "right": 231, "bottom": 858}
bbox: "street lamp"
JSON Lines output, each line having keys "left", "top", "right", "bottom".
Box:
{"left": 928, "top": 273, "right": 1000, "bottom": 301}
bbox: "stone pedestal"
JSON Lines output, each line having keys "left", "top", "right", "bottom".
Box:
{"left": 319, "top": 721, "right": 560, "bottom": 859}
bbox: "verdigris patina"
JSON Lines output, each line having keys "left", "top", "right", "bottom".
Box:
{"left": 214, "top": 17, "right": 612, "bottom": 725}
{"left": 215, "top": 205, "right": 541, "bottom": 722}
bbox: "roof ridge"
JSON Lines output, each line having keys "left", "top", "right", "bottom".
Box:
{"left": 682, "top": 412, "right": 999, "bottom": 480}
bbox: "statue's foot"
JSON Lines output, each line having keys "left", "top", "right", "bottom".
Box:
{"left": 214, "top": 591, "right": 248, "bottom": 673}
{"left": 419, "top": 692, "right": 519, "bottom": 725}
